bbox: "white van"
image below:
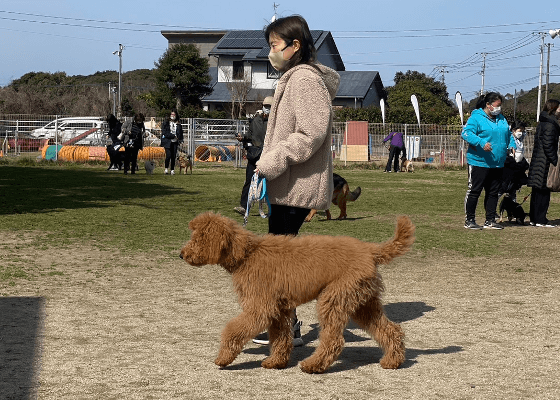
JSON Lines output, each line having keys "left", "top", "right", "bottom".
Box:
{"left": 31, "top": 117, "right": 105, "bottom": 145}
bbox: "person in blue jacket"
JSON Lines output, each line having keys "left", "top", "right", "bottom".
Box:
{"left": 461, "top": 92, "right": 516, "bottom": 230}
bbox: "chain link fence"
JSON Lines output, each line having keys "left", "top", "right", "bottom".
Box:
{"left": 1, "top": 115, "right": 535, "bottom": 166}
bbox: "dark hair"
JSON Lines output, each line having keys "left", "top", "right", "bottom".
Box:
{"left": 543, "top": 99, "right": 560, "bottom": 115}
{"left": 264, "top": 15, "right": 317, "bottom": 71}
{"left": 510, "top": 120, "right": 527, "bottom": 131}
{"left": 168, "top": 109, "right": 180, "bottom": 121}
{"left": 106, "top": 113, "right": 118, "bottom": 127}
{"left": 474, "top": 92, "right": 503, "bottom": 110}
{"left": 134, "top": 113, "right": 145, "bottom": 123}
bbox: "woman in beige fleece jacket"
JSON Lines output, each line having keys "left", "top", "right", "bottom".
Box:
{"left": 252, "top": 15, "right": 340, "bottom": 346}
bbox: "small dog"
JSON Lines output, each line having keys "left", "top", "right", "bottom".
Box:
{"left": 180, "top": 212, "right": 415, "bottom": 373}
{"left": 400, "top": 157, "right": 414, "bottom": 173}
{"left": 305, "top": 173, "right": 361, "bottom": 222}
{"left": 177, "top": 153, "right": 193, "bottom": 175}
{"left": 144, "top": 160, "right": 156, "bottom": 175}
{"left": 498, "top": 194, "right": 526, "bottom": 224}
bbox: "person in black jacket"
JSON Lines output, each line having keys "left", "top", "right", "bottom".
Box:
{"left": 160, "top": 109, "right": 183, "bottom": 175}
{"left": 234, "top": 96, "right": 272, "bottom": 214}
{"left": 527, "top": 99, "right": 560, "bottom": 227}
{"left": 105, "top": 114, "right": 123, "bottom": 170}
{"left": 123, "top": 113, "right": 145, "bottom": 175}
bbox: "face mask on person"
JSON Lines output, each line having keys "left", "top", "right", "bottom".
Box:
{"left": 262, "top": 106, "right": 271, "bottom": 115}
{"left": 489, "top": 105, "right": 501, "bottom": 116}
{"left": 170, "top": 114, "right": 176, "bottom": 121}
{"left": 513, "top": 130, "right": 524, "bottom": 139}
{"left": 268, "top": 41, "right": 293, "bottom": 71}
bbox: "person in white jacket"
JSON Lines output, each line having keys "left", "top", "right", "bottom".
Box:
{"left": 253, "top": 15, "right": 340, "bottom": 347}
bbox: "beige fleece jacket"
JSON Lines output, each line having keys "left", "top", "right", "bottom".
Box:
{"left": 256, "top": 63, "right": 340, "bottom": 210}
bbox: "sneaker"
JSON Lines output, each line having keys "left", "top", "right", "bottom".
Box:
{"left": 464, "top": 219, "right": 483, "bottom": 230}
{"left": 233, "top": 206, "right": 246, "bottom": 215}
{"left": 170, "top": 170, "right": 175, "bottom": 175}
{"left": 529, "top": 221, "right": 536, "bottom": 226}
{"left": 252, "top": 321, "right": 304, "bottom": 346}
{"left": 483, "top": 220, "right": 504, "bottom": 230}
{"left": 252, "top": 332, "right": 269, "bottom": 345}
{"left": 535, "top": 223, "right": 556, "bottom": 227}
{"left": 164, "top": 168, "right": 169, "bottom": 175}
{"left": 109, "top": 166, "right": 119, "bottom": 171}
{"left": 292, "top": 321, "right": 304, "bottom": 347}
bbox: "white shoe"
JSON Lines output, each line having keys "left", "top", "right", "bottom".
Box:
{"left": 164, "top": 168, "right": 169, "bottom": 175}
{"left": 170, "top": 170, "right": 175, "bottom": 175}
{"left": 535, "top": 223, "right": 556, "bottom": 227}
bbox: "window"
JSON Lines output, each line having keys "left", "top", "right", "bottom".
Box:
{"left": 233, "top": 61, "right": 244, "bottom": 80}
{"left": 267, "top": 63, "right": 281, "bottom": 79}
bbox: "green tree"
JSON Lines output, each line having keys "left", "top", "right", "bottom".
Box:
{"left": 385, "top": 70, "right": 457, "bottom": 124}
{"left": 149, "top": 44, "right": 213, "bottom": 115}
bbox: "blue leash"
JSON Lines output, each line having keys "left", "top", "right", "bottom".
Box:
{"left": 244, "top": 172, "right": 271, "bottom": 227}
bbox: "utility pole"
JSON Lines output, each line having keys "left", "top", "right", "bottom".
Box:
{"left": 545, "top": 43, "right": 553, "bottom": 104}
{"left": 439, "top": 66, "right": 448, "bottom": 85}
{"left": 113, "top": 44, "right": 124, "bottom": 118}
{"left": 478, "top": 53, "right": 487, "bottom": 96}
{"left": 537, "top": 33, "right": 546, "bottom": 122}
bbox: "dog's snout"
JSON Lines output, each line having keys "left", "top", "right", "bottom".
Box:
{"left": 179, "top": 252, "right": 184, "bottom": 259}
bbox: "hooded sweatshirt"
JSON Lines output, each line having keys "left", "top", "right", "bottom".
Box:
{"left": 461, "top": 108, "right": 515, "bottom": 168}
{"left": 257, "top": 63, "right": 340, "bottom": 210}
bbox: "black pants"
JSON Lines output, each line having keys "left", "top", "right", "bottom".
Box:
{"left": 268, "top": 204, "right": 310, "bottom": 324}
{"left": 529, "top": 187, "right": 551, "bottom": 224}
{"left": 268, "top": 204, "right": 310, "bottom": 236}
{"left": 107, "top": 144, "right": 123, "bottom": 169}
{"left": 240, "top": 159, "right": 257, "bottom": 209}
{"left": 385, "top": 145, "right": 402, "bottom": 172}
{"left": 465, "top": 165, "right": 503, "bottom": 222}
{"left": 124, "top": 147, "right": 139, "bottom": 173}
{"left": 165, "top": 143, "right": 179, "bottom": 170}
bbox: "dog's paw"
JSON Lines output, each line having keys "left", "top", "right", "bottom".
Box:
{"left": 214, "top": 350, "right": 237, "bottom": 367}
{"left": 379, "top": 353, "right": 405, "bottom": 369}
{"left": 261, "top": 356, "right": 289, "bottom": 369}
{"left": 299, "top": 358, "right": 329, "bottom": 374}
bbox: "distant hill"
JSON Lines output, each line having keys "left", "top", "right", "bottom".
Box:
{"left": 0, "top": 69, "right": 157, "bottom": 115}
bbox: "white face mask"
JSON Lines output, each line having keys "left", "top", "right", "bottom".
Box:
{"left": 513, "top": 131, "right": 524, "bottom": 139}
{"left": 489, "top": 105, "right": 501, "bottom": 116}
{"left": 170, "top": 114, "right": 176, "bottom": 121}
{"left": 268, "top": 41, "right": 293, "bottom": 71}
{"left": 262, "top": 106, "right": 271, "bottom": 115}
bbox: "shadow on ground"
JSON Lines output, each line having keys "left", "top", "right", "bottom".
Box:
{"left": 237, "top": 301, "right": 458, "bottom": 373}
{"left": 0, "top": 166, "right": 192, "bottom": 215}
{"left": 0, "top": 297, "right": 44, "bottom": 398}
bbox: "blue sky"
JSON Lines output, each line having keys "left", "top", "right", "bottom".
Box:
{"left": 1, "top": 0, "right": 560, "bottom": 101}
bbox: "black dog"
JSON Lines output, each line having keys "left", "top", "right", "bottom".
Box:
{"left": 499, "top": 195, "right": 526, "bottom": 225}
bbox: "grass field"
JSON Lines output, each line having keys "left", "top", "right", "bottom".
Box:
{"left": 1, "top": 159, "right": 559, "bottom": 399}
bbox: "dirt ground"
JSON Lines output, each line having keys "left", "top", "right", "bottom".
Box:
{"left": 1, "top": 229, "right": 559, "bottom": 400}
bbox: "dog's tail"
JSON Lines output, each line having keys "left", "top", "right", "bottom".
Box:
{"left": 371, "top": 216, "right": 415, "bottom": 265}
{"left": 348, "top": 186, "right": 361, "bottom": 202}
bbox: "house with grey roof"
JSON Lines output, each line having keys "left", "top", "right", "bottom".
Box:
{"left": 160, "top": 29, "right": 385, "bottom": 115}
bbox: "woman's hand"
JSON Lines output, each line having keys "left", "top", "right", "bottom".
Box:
{"left": 483, "top": 142, "right": 492, "bottom": 152}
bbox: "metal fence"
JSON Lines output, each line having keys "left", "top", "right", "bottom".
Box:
{"left": 0, "top": 115, "right": 535, "bottom": 166}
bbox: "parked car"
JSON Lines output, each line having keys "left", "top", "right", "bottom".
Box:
{"left": 30, "top": 117, "right": 105, "bottom": 145}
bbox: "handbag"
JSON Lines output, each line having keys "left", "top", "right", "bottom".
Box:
{"left": 547, "top": 161, "right": 560, "bottom": 191}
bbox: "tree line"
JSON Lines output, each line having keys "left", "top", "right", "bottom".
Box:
{"left": 0, "top": 44, "right": 553, "bottom": 126}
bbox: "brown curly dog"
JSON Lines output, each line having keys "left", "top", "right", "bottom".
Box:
{"left": 180, "top": 212, "right": 415, "bottom": 373}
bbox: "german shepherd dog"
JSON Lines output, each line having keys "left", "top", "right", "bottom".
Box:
{"left": 305, "top": 173, "right": 361, "bottom": 222}
{"left": 177, "top": 152, "right": 193, "bottom": 175}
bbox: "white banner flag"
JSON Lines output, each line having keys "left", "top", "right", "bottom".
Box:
{"left": 380, "top": 98, "right": 386, "bottom": 126}
{"left": 455, "top": 91, "right": 464, "bottom": 126}
{"left": 411, "top": 94, "right": 421, "bottom": 126}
